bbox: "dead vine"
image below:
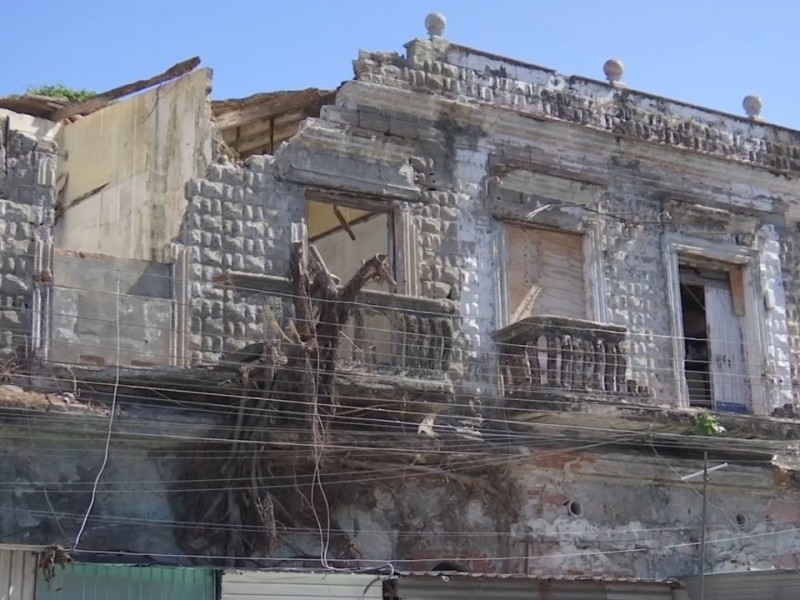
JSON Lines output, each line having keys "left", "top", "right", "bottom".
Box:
{"left": 176, "top": 243, "right": 394, "bottom": 564}
{"left": 36, "top": 544, "right": 73, "bottom": 585}
{"left": 0, "top": 357, "right": 19, "bottom": 384}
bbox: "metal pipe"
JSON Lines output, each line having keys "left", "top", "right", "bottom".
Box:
{"left": 700, "top": 451, "right": 708, "bottom": 600}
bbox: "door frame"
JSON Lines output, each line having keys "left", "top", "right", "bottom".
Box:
{"left": 664, "top": 234, "right": 766, "bottom": 413}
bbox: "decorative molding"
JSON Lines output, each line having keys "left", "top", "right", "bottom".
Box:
{"left": 169, "top": 243, "right": 190, "bottom": 367}
{"left": 31, "top": 233, "right": 53, "bottom": 361}
{"left": 584, "top": 218, "right": 607, "bottom": 322}
{"left": 393, "top": 209, "right": 420, "bottom": 296}
{"left": 493, "top": 223, "right": 510, "bottom": 329}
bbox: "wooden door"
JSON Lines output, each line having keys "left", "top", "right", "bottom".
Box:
{"left": 705, "top": 285, "right": 749, "bottom": 411}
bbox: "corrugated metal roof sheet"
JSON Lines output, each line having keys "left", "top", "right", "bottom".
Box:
{"left": 221, "top": 571, "right": 384, "bottom": 600}
{"left": 682, "top": 569, "right": 800, "bottom": 600}
{"left": 36, "top": 563, "right": 216, "bottom": 600}
{"left": 394, "top": 574, "right": 680, "bottom": 600}
{"left": 392, "top": 570, "right": 682, "bottom": 587}
{"left": 0, "top": 548, "right": 37, "bottom": 600}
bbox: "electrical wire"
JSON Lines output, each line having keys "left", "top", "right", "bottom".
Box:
{"left": 72, "top": 272, "right": 121, "bottom": 548}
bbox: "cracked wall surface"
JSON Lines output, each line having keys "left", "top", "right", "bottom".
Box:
{"left": 2, "top": 403, "right": 799, "bottom": 578}
{"left": 3, "top": 32, "right": 800, "bottom": 583}
{"left": 176, "top": 39, "right": 800, "bottom": 415}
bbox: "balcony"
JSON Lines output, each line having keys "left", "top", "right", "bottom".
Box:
{"left": 493, "top": 316, "right": 630, "bottom": 401}
{"left": 214, "top": 271, "right": 458, "bottom": 406}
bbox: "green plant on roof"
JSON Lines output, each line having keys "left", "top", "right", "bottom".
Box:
{"left": 26, "top": 84, "right": 96, "bottom": 103}
{"left": 692, "top": 413, "right": 726, "bottom": 437}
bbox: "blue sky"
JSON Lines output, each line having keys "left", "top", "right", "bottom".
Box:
{"left": 4, "top": 1, "right": 799, "bottom": 127}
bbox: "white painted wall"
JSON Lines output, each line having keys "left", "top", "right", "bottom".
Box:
{"left": 0, "top": 110, "right": 60, "bottom": 141}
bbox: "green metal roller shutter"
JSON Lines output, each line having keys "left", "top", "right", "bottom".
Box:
{"left": 36, "top": 564, "right": 216, "bottom": 600}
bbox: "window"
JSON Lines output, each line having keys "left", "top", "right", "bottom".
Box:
{"left": 307, "top": 200, "right": 395, "bottom": 282}
{"left": 678, "top": 264, "right": 749, "bottom": 413}
{"left": 305, "top": 199, "right": 395, "bottom": 365}
{"left": 505, "top": 224, "right": 586, "bottom": 322}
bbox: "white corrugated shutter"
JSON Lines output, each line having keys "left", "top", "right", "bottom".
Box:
{"left": 0, "top": 548, "right": 37, "bottom": 600}
{"left": 221, "top": 571, "right": 384, "bottom": 600}
{"left": 506, "top": 226, "right": 587, "bottom": 321}
{"left": 683, "top": 570, "right": 800, "bottom": 600}
{"left": 395, "top": 575, "right": 678, "bottom": 600}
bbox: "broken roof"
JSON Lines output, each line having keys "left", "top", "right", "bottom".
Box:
{"left": 0, "top": 56, "right": 334, "bottom": 160}
{"left": 211, "top": 88, "right": 335, "bottom": 158}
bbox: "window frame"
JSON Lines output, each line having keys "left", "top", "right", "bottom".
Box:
{"left": 494, "top": 218, "right": 606, "bottom": 329}
{"left": 303, "top": 191, "right": 418, "bottom": 296}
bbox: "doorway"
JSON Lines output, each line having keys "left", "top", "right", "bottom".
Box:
{"left": 678, "top": 265, "right": 749, "bottom": 413}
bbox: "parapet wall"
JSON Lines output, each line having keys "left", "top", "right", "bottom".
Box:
{"left": 355, "top": 38, "right": 800, "bottom": 174}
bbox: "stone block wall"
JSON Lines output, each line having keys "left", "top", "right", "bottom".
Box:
{"left": 180, "top": 155, "right": 303, "bottom": 363}
{"left": 346, "top": 38, "right": 800, "bottom": 413}
{"left": 599, "top": 189, "right": 676, "bottom": 400}
{"left": 780, "top": 224, "right": 800, "bottom": 404}
{"left": 0, "top": 117, "right": 56, "bottom": 357}
{"left": 405, "top": 156, "right": 500, "bottom": 400}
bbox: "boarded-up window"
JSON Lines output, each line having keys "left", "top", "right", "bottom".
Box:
{"left": 506, "top": 225, "right": 586, "bottom": 321}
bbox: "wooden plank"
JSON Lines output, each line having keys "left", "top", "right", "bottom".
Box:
{"left": 213, "top": 89, "right": 329, "bottom": 130}
{"left": 213, "top": 272, "right": 458, "bottom": 314}
{"left": 221, "top": 109, "right": 306, "bottom": 143}
{"left": 506, "top": 225, "right": 586, "bottom": 321}
{"left": 705, "top": 285, "right": 749, "bottom": 411}
{"left": 234, "top": 121, "right": 301, "bottom": 157}
{"left": 51, "top": 57, "right": 201, "bottom": 121}
{"left": 729, "top": 267, "right": 747, "bottom": 316}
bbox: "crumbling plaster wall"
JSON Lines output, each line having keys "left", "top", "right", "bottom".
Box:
{"left": 177, "top": 38, "right": 800, "bottom": 413}
{"left": 337, "top": 449, "right": 800, "bottom": 577}
{"left": 0, "top": 412, "right": 205, "bottom": 559}
{"left": 3, "top": 412, "right": 798, "bottom": 579}
{"left": 0, "top": 115, "right": 56, "bottom": 357}
{"left": 346, "top": 38, "right": 800, "bottom": 411}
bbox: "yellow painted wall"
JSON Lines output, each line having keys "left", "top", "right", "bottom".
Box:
{"left": 54, "top": 69, "right": 214, "bottom": 261}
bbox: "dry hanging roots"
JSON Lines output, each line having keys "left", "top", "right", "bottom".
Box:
{"left": 0, "top": 358, "right": 18, "bottom": 384}
{"left": 37, "top": 544, "right": 73, "bottom": 584}
{"left": 175, "top": 247, "right": 395, "bottom": 561}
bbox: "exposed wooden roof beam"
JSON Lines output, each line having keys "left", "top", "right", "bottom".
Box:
{"left": 51, "top": 57, "right": 201, "bottom": 122}
{"left": 213, "top": 89, "right": 333, "bottom": 130}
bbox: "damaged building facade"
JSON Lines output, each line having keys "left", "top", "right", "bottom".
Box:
{"left": 1, "top": 12, "right": 800, "bottom": 599}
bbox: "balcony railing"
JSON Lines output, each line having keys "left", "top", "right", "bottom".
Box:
{"left": 214, "top": 272, "right": 457, "bottom": 377}
{"left": 339, "top": 289, "right": 455, "bottom": 374}
{"left": 493, "top": 316, "right": 628, "bottom": 396}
